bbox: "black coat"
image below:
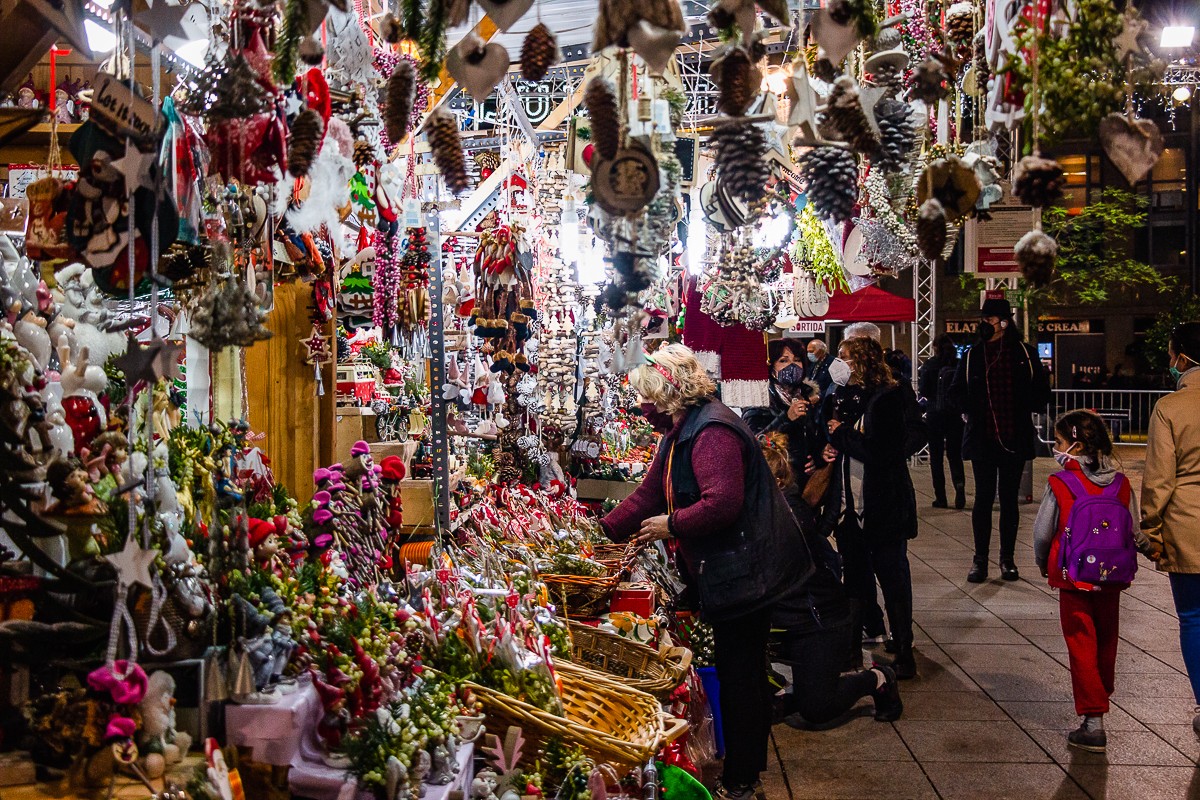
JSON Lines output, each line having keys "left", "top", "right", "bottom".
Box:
{"left": 950, "top": 338, "right": 1051, "bottom": 461}
{"left": 828, "top": 383, "right": 918, "bottom": 540}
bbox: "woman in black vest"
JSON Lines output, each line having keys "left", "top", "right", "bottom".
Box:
{"left": 828, "top": 337, "right": 919, "bottom": 678}
{"left": 951, "top": 299, "right": 1051, "bottom": 583}
{"left": 601, "top": 344, "right": 811, "bottom": 800}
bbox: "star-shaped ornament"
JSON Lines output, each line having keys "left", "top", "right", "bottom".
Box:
{"left": 25, "top": 0, "right": 91, "bottom": 55}
{"left": 1112, "top": 8, "right": 1147, "bottom": 61}
{"left": 857, "top": 85, "right": 888, "bottom": 137}
{"left": 104, "top": 534, "right": 156, "bottom": 589}
{"left": 133, "top": 0, "right": 206, "bottom": 48}
{"left": 112, "top": 147, "right": 156, "bottom": 195}
{"left": 300, "top": 326, "right": 332, "bottom": 365}
{"left": 115, "top": 334, "right": 164, "bottom": 386}
{"left": 786, "top": 60, "right": 821, "bottom": 143}
{"left": 154, "top": 337, "right": 184, "bottom": 381}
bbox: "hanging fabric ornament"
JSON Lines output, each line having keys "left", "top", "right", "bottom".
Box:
{"left": 1012, "top": 155, "right": 1065, "bottom": 208}
{"left": 916, "top": 199, "right": 948, "bottom": 261}
{"left": 300, "top": 324, "right": 333, "bottom": 395}
{"left": 520, "top": 23, "right": 561, "bottom": 82}
{"left": 445, "top": 33, "right": 511, "bottom": 103}
{"left": 381, "top": 11, "right": 403, "bottom": 43}
{"left": 711, "top": 121, "right": 771, "bottom": 206}
{"left": 1097, "top": 114, "right": 1165, "bottom": 185}
{"left": 592, "top": 0, "right": 686, "bottom": 51}
{"left": 872, "top": 98, "right": 915, "bottom": 173}
{"left": 385, "top": 58, "right": 418, "bottom": 145}
{"left": 710, "top": 46, "right": 757, "bottom": 116}
{"left": 1014, "top": 229, "right": 1057, "bottom": 287}
{"left": 626, "top": 20, "right": 681, "bottom": 75}
{"left": 287, "top": 109, "right": 325, "bottom": 178}
{"left": 800, "top": 146, "right": 858, "bottom": 223}
{"left": 584, "top": 78, "right": 620, "bottom": 161}
{"left": 425, "top": 108, "right": 471, "bottom": 195}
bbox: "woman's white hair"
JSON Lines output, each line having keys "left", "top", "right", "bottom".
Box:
{"left": 628, "top": 343, "right": 717, "bottom": 415}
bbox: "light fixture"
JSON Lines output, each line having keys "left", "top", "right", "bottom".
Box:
{"left": 760, "top": 65, "right": 792, "bottom": 96}
{"left": 84, "top": 19, "right": 117, "bottom": 53}
{"left": 1174, "top": 85, "right": 1193, "bottom": 102}
{"left": 1161, "top": 26, "right": 1195, "bottom": 48}
{"left": 173, "top": 39, "right": 210, "bottom": 68}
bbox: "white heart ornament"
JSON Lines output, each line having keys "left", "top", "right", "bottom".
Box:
{"left": 1098, "top": 113, "right": 1164, "bottom": 186}
{"left": 626, "top": 20, "right": 683, "bottom": 75}
{"left": 811, "top": 8, "right": 861, "bottom": 67}
{"left": 446, "top": 36, "right": 511, "bottom": 102}
{"left": 842, "top": 225, "right": 872, "bottom": 276}
{"left": 475, "top": 0, "right": 533, "bottom": 31}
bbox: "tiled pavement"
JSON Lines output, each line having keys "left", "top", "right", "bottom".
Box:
{"left": 764, "top": 454, "right": 1200, "bottom": 799}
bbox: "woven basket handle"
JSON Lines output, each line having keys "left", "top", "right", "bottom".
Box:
{"left": 659, "top": 645, "right": 693, "bottom": 670}
{"left": 659, "top": 713, "right": 689, "bottom": 745}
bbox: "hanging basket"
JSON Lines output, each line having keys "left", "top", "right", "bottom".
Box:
{"left": 540, "top": 573, "right": 621, "bottom": 618}
{"left": 564, "top": 621, "right": 692, "bottom": 699}
{"left": 467, "top": 664, "right": 685, "bottom": 773}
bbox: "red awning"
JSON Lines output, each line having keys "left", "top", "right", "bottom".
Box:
{"left": 817, "top": 284, "right": 915, "bottom": 322}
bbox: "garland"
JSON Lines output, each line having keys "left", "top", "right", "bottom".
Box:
{"left": 791, "top": 203, "right": 848, "bottom": 293}
{"left": 372, "top": 229, "right": 402, "bottom": 331}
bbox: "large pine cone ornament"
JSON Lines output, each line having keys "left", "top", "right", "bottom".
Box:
{"left": 287, "top": 109, "right": 325, "bottom": 178}
{"left": 869, "top": 62, "right": 905, "bottom": 97}
{"left": 712, "top": 121, "right": 771, "bottom": 206}
{"left": 386, "top": 58, "right": 418, "bottom": 145}
{"left": 585, "top": 78, "right": 621, "bottom": 161}
{"left": 1015, "top": 229, "right": 1057, "bottom": 287}
{"left": 910, "top": 58, "right": 950, "bottom": 105}
{"left": 972, "top": 31, "right": 990, "bottom": 86}
{"left": 917, "top": 198, "right": 948, "bottom": 260}
{"left": 873, "top": 99, "right": 915, "bottom": 173}
{"left": 1012, "top": 155, "right": 1065, "bottom": 208}
{"left": 520, "top": 23, "right": 560, "bottom": 82}
{"left": 821, "top": 76, "right": 881, "bottom": 155}
{"left": 945, "top": 2, "right": 975, "bottom": 45}
{"left": 711, "top": 46, "right": 757, "bottom": 116}
{"left": 800, "top": 146, "right": 859, "bottom": 223}
{"left": 426, "top": 108, "right": 471, "bottom": 195}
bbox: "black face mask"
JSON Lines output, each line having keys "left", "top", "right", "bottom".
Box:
{"left": 639, "top": 402, "right": 675, "bottom": 433}
{"left": 977, "top": 321, "right": 996, "bottom": 341}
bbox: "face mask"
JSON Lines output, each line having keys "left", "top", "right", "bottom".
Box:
{"left": 807, "top": 352, "right": 820, "bottom": 364}
{"left": 828, "top": 357, "right": 852, "bottom": 387}
{"left": 1170, "top": 354, "right": 1196, "bottom": 384}
{"left": 977, "top": 321, "right": 996, "bottom": 341}
{"left": 639, "top": 402, "right": 675, "bottom": 433}
{"left": 777, "top": 364, "right": 805, "bottom": 387}
{"left": 1052, "top": 447, "right": 1079, "bottom": 467}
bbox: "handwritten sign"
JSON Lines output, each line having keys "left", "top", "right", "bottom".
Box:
{"left": 6, "top": 164, "right": 79, "bottom": 198}
{"left": 90, "top": 71, "right": 161, "bottom": 145}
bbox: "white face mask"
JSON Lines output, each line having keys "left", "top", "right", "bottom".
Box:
{"left": 1052, "top": 443, "right": 1081, "bottom": 467}
{"left": 828, "top": 357, "right": 852, "bottom": 387}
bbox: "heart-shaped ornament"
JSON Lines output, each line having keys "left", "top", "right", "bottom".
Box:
{"left": 626, "top": 20, "right": 683, "bottom": 75}
{"left": 811, "top": 8, "right": 861, "bottom": 67}
{"left": 446, "top": 35, "right": 511, "bottom": 103}
{"left": 842, "top": 225, "right": 872, "bottom": 276}
{"left": 1098, "top": 113, "right": 1164, "bottom": 185}
{"left": 476, "top": 0, "right": 534, "bottom": 31}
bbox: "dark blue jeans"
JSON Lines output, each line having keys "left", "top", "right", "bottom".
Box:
{"left": 1169, "top": 573, "right": 1200, "bottom": 703}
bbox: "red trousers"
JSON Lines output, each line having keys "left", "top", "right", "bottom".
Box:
{"left": 1059, "top": 589, "right": 1122, "bottom": 715}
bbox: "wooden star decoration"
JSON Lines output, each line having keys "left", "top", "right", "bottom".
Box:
{"left": 115, "top": 334, "right": 164, "bottom": 386}
{"left": 103, "top": 533, "right": 156, "bottom": 589}
{"left": 133, "top": 0, "right": 192, "bottom": 44}
{"left": 1112, "top": 8, "right": 1147, "bottom": 62}
{"left": 25, "top": 0, "right": 91, "bottom": 55}
{"left": 112, "top": 147, "right": 156, "bottom": 195}
{"left": 786, "top": 59, "right": 821, "bottom": 143}
{"left": 858, "top": 85, "right": 888, "bottom": 137}
{"left": 153, "top": 337, "right": 184, "bottom": 382}
{"left": 300, "top": 326, "right": 332, "bottom": 365}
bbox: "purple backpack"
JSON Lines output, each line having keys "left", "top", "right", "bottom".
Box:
{"left": 1056, "top": 470, "right": 1138, "bottom": 588}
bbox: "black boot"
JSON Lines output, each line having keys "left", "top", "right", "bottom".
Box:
{"left": 967, "top": 559, "right": 988, "bottom": 583}
{"left": 954, "top": 483, "right": 966, "bottom": 510}
{"left": 890, "top": 645, "right": 917, "bottom": 680}
{"left": 870, "top": 664, "right": 904, "bottom": 721}
{"left": 1000, "top": 560, "right": 1020, "bottom": 581}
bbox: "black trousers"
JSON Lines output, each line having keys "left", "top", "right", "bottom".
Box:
{"left": 712, "top": 610, "right": 773, "bottom": 787}
{"left": 775, "top": 623, "right": 878, "bottom": 724}
{"left": 928, "top": 414, "right": 965, "bottom": 501}
{"left": 970, "top": 445, "right": 1026, "bottom": 562}
{"left": 835, "top": 522, "right": 914, "bottom": 649}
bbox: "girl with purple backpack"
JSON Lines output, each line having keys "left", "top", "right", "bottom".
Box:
{"left": 1033, "top": 410, "right": 1148, "bottom": 753}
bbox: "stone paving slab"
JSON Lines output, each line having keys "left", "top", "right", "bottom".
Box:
{"left": 763, "top": 457, "right": 1199, "bottom": 800}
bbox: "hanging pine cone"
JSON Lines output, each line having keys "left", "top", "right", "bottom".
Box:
{"left": 820, "top": 76, "right": 881, "bottom": 155}
{"left": 287, "top": 109, "right": 325, "bottom": 178}
{"left": 353, "top": 139, "right": 375, "bottom": 169}
{"left": 710, "top": 46, "right": 756, "bottom": 116}
{"left": 800, "top": 146, "right": 859, "bottom": 223}
{"left": 873, "top": 98, "right": 915, "bottom": 173}
{"left": 868, "top": 62, "right": 905, "bottom": 97}
{"left": 385, "top": 58, "right": 418, "bottom": 145}
{"left": 520, "top": 23, "right": 560, "bottom": 82}
{"left": 707, "top": 4, "right": 735, "bottom": 30}
{"left": 381, "top": 11, "right": 403, "bottom": 43}
{"left": 299, "top": 35, "right": 324, "bottom": 65}
{"left": 1012, "top": 155, "right": 1065, "bottom": 208}
{"left": 1015, "top": 229, "right": 1058, "bottom": 287}
{"left": 972, "top": 31, "right": 990, "bottom": 86}
{"left": 944, "top": 2, "right": 975, "bottom": 45}
{"left": 711, "top": 121, "right": 771, "bottom": 207}
{"left": 909, "top": 58, "right": 950, "bottom": 105}
{"left": 426, "top": 108, "right": 471, "bottom": 195}
{"left": 917, "top": 198, "right": 948, "bottom": 260}
{"left": 584, "top": 78, "right": 620, "bottom": 161}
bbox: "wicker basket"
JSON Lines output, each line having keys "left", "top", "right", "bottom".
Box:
{"left": 467, "top": 665, "right": 686, "bottom": 773}
{"left": 541, "top": 573, "right": 621, "bottom": 617}
{"left": 566, "top": 621, "right": 691, "bottom": 699}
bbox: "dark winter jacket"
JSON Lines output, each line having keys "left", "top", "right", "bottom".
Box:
{"left": 951, "top": 338, "right": 1051, "bottom": 461}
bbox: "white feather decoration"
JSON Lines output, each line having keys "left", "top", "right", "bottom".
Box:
{"left": 287, "top": 146, "right": 355, "bottom": 235}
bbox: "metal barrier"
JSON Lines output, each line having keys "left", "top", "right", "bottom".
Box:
{"left": 1036, "top": 389, "right": 1170, "bottom": 446}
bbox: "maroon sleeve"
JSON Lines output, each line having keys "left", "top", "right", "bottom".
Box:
{"left": 669, "top": 425, "right": 746, "bottom": 537}
{"left": 600, "top": 443, "right": 668, "bottom": 542}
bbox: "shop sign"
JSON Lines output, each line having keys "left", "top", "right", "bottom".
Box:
{"left": 1039, "top": 319, "right": 1091, "bottom": 334}
{"left": 90, "top": 71, "right": 162, "bottom": 145}
{"left": 963, "top": 184, "right": 1035, "bottom": 280}
{"left": 945, "top": 319, "right": 978, "bottom": 335}
{"left": 7, "top": 164, "right": 79, "bottom": 198}
{"left": 795, "top": 320, "right": 826, "bottom": 334}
